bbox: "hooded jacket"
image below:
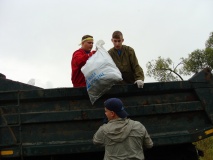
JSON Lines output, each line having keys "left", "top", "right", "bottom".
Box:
{"left": 93, "top": 118, "right": 153, "bottom": 160}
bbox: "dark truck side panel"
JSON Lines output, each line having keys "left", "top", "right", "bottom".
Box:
{"left": 0, "top": 68, "right": 213, "bottom": 159}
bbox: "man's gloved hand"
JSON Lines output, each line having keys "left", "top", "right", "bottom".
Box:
{"left": 134, "top": 80, "right": 144, "bottom": 88}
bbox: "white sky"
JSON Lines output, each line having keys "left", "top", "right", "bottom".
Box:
{"left": 0, "top": 0, "right": 213, "bottom": 88}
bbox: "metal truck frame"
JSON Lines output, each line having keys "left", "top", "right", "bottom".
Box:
{"left": 0, "top": 68, "right": 213, "bottom": 160}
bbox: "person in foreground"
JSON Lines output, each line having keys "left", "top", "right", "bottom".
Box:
{"left": 93, "top": 98, "right": 153, "bottom": 160}
{"left": 108, "top": 31, "right": 145, "bottom": 88}
{"left": 71, "top": 35, "right": 95, "bottom": 87}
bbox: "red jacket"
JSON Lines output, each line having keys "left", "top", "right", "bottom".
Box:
{"left": 71, "top": 49, "right": 95, "bottom": 87}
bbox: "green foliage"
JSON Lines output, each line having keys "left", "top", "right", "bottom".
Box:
{"left": 194, "top": 136, "right": 213, "bottom": 160}
{"left": 205, "top": 32, "right": 213, "bottom": 48}
{"left": 181, "top": 32, "right": 213, "bottom": 76}
{"left": 146, "top": 56, "right": 183, "bottom": 82}
{"left": 146, "top": 31, "right": 213, "bottom": 81}
{"left": 205, "top": 47, "right": 213, "bottom": 68}
{"left": 181, "top": 49, "right": 206, "bottom": 74}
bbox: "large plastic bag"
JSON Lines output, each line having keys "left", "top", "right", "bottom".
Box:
{"left": 81, "top": 40, "right": 123, "bottom": 104}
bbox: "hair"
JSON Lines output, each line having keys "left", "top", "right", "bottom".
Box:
{"left": 82, "top": 35, "right": 93, "bottom": 41}
{"left": 112, "top": 31, "right": 123, "bottom": 39}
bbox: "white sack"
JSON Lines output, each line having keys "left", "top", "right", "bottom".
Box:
{"left": 81, "top": 40, "right": 122, "bottom": 104}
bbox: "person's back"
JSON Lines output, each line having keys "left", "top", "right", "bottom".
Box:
{"left": 93, "top": 98, "right": 153, "bottom": 160}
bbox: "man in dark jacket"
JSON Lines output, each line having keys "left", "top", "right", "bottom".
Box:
{"left": 108, "top": 31, "right": 145, "bottom": 88}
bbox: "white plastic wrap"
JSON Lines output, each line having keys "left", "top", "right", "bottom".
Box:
{"left": 81, "top": 40, "right": 122, "bottom": 104}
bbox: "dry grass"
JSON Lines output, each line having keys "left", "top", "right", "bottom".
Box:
{"left": 193, "top": 136, "right": 213, "bottom": 160}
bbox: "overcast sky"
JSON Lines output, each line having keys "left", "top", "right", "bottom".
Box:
{"left": 0, "top": 0, "right": 213, "bottom": 88}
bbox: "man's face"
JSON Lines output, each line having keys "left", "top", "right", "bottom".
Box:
{"left": 82, "top": 40, "right": 93, "bottom": 52}
{"left": 111, "top": 37, "right": 124, "bottom": 50}
{"left": 105, "top": 108, "right": 114, "bottom": 121}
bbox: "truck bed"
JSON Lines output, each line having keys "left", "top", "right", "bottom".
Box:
{"left": 0, "top": 68, "right": 213, "bottom": 159}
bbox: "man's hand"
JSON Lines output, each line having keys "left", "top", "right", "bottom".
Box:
{"left": 88, "top": 51, "right": 96, "bottom": 57}
{"left": 134, "top": 80, "right": 144, "bottom": 88}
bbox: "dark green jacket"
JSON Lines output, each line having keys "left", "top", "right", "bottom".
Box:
{"left": 108, "top": 45, "right": 144, "bottom": 84}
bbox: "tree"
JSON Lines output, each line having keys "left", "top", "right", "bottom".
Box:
{"left": 180, "top": 49, "right": 206, "bottom": 75}
{"left": 205, "top": 32, "right": 213, "bottom": 48}
{"left": 181, "top": 32, "right": 213, "bottom": 75}
{"left": 146, "top": 31, "right": 213, "bottom": 82}
{"left": 146, "top": 56, "right": 184, "bottom": 82}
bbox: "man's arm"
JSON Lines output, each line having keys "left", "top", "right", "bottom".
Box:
{"left": 143, "top": 129, "right": 153, "bottom": 149}
{"left": 128, "top": 47, "right": 145, "bottom": 88}
{"left": 93, "top": 126, "right": 105, "bottom": 146}
{"left": 128, "top": 48, "right": 145, "bottom": 81}
{"left": 72, "top": 51, "right": 89, "bottom": 68}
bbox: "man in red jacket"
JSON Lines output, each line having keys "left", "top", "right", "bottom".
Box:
{"left": 71, "top": 35, "right": 95, "bottom": 87}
